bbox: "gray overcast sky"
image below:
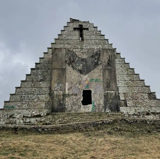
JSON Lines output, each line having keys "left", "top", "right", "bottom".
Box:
{"left": 0, "top": 0, "right": 160, "bottom": 108}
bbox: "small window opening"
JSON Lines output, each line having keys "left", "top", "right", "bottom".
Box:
{"left": 81, "top": 90, "right": 92, "bottom": 105}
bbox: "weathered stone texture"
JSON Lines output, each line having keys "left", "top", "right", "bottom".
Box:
{"left": 21, "top": 82, "right": 50, "bottom": 88}
{"left": 117, "top": 80, "right": 145, "bottom": 87}
{"left": 127, "top": 99, "right": 160, "bottom": 107}
{"left": 65, "top": 64, "right": 104, "bottom": 112}
{"left": 4, "top": 102, "right": 51, "bottom": 109}
{"left": 120, "top": 106, "right": 160, "bottom": 114}
{"left": 9, "top": 95, "right": 50, "bottom": 102}
{"left": 116, "top": 53, "right": 121, "bottom": 59}
{"left": 15, "top": 88, "right": 50, "bottom": 95}
{"left": 115, "top": 53, "right": 159, "bottom": 114}
{"left": 118, "top": 86, "right": 150, "bottom": 93}
{"left": 51, "top": 43, "right": 112, "bottom": 49}
{"left": 1, "top": 18, "right": 160, "bottom": 125}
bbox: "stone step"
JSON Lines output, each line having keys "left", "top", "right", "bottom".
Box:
{"left": 116, "top": 66, "right": 135, "bottom": 74}
{"left": 117, "top": 74, "right": 140, "bottom": 81}
{"left": 35, "top": 63, "right": 52, "bottom": 69}
{"left": 43, "top": 52, "right": 52, "bottom": 59}
{"left": 120, "top": 106, "right": 160, "bottom": 114}
{"left": 30, "top": 69, "right": 52, "bottom": 76}
{"left": 117, "top": 80, "right": 145, "bottom": 87}
{"left": 119, "top": 92, "right": 149, "bottom": 100}
{"left": 47, "top": 47, "right": 52, "bottom": 54}
{"left": 54, "top": 39, "right": 109, "bottom": 45}
{"left": 116, "top": 67, "right": 135, "bottom": 75}
{"left": 51, "top": 43, "right": 112, "bottom": 49}
{"left": 4, "top": 101, "right": 51, "bottom": 109}
{"left": 55, "top": 32, "right": 105, "bottom": 41}
{"left": 116, "top": 63, "right": 130, "bottom": 69}
{"left": 116, "top": 53, "right": 121, "bottom": 59}
{"left": 60, "top": 30, "right": 102, "bottom": 36}
{"left": 148, "top": 92, "right": 157, "bottom": 99}
{"left": 15, "top": 87, "right": 50, "bottom": 95}
{"left": 127, "top": 99, "right": 160, "bottom": 107}
{"left": 26, "top": 74, "right": 51, "bottom": 82}
{"left": 21, "top": 81, "right": 50, "bottom": 88}
{"left": 118, "top": 86, "right": 151, "bottom": 93}
{"left": 39, "top": 58, "right": 52, "bottom": 64}
{"left": 115, "top": 58, "right": 125, "bottom": 63}
{"left": 9, "top": 95, "right": 50, "bottom": 102}
{"left": 118, "top": 68, "right": 135, "bottom": 75}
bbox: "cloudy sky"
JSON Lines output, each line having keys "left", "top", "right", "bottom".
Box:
{"left": 0, "top": 0, "right": 160, "bottom": 108}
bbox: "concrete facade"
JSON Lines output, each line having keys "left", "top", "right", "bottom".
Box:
{"left": 1, "top": 18, "right": 160, "bottom": 125}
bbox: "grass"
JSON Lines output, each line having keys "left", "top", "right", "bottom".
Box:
{"left": 0, "top": 129, "right": 160, "bottom": 159}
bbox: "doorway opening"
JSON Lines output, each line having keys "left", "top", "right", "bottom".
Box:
{"left": 81, "top": 90, "right": 92, "bottom": 105}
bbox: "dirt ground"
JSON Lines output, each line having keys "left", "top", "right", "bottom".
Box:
{"left": 0, "top": 129, "right": 160, "bottom": 159}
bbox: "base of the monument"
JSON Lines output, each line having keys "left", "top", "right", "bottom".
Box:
{"left": 0, "top": 113, "right": 160, "bottom": 134}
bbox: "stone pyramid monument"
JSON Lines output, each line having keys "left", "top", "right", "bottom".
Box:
{"left": 1, "top": 18, "right": 160, "bottom": 122}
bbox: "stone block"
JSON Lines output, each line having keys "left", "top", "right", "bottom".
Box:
{"left": 116, "top": 68, "right": 135, "bottom": 75}
{"left": 54, "top": 39, "right": 108, "bottom": 46}
{"left": 127, "top": 99, "right": 160, "bottom": 107}
{"left": 39, "top": 58, "right": 52, "bottom": 64}
{"left": 21, "top": 81, "right": 50, "bottom": 88}
{"left": 4, "top": 101, "right": 51, "bottom": 109}
{"left": 115, "top": 63, "right": 130, "bottom": 70}
{"left": 51, "top": 43, "right": 112, "bottom": 49}
{"left": 119, "top": 93, "right": 149, "bottom": 100}
{"left": 35, "top": 63, "right": 52, "bottom": 69}
{"left": 118, "top": 86, "right": 150, "bottom": 93}
{"left": 61, "top": 30, "right": 101, "bottom": 36}
{"left": 115, "top": 59, "right": 125, "bottom": 63}
{"left": 52, "top": 48, "right": 66, "bottom": 68}
{"left": 15, "top": 87, "right": 50, "bottom": 95}
{"left": 116, "top": 53, "right": 121, "bottom": 59}
{"left": 47, "top": 48, "right": 52, "bottom": 54}
{"left": 26, "top": 74, "right": 51, "bottom": 82}
{"left": 117, "top": 80, "right": 145, "bottom": 87}
{"left": 104, "top": 91, "right": 119, "bottom": 112}
{"left": 58, "top": 33, "right": 79, "bottom": 40}
{"left": 9, "top": 95, "right": 50, "bottom": 102}
{"left": 127, "top": 68, "right": 135, "bottom": 74}
{"left": 116, "top": 74, "right": 140, "bottom": 81}
{"left": 83, "top": 35, "right": 105, "bottom": 40}
{"left": 31, "top": 69, "right": 52, "bottom": 76}
{"left": 56, "top": 31, "right": 105, "bottom": 41}
{"left": 120, "top": 107, "right": 135, "bottom": 114}
{"left": 44, "top": 53, "right": 52, "bottom": 59}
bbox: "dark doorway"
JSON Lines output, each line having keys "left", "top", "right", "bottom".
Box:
{"left": 81, "top": 90, "right": 92, "bottom": 105}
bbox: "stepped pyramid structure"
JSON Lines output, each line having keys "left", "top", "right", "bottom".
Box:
{"left": 1, "top": 18, "right": 160, "bottom": 125}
